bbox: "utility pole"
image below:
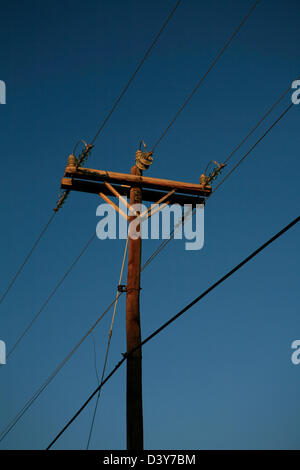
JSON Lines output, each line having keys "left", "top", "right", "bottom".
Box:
{"left": 126, "top": 165, "right": 143, "bottom": 450}
{"left": 59, "top": 147, "right": 213, "bottom": 450}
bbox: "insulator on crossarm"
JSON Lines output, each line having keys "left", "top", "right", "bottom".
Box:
{"left": 135, "top": 149, "right": 153, "bottom": 171}
{"left": 66, "top": 154, "right": 77, "bottom": 171}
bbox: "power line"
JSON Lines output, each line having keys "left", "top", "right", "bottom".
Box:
{"left": 11, "top": 79, "right": 295, "bottom": 358}
{"left": 0, "top": 0, "right": 183, "bottom": 308}
{"left": 7, "top": 233, "right": 96, "bottom": 359}
{"left": 86, "top": 237, "right": 129, "bottom": 449}
{"left": 0, "top": 212, "right": 56, "bottom": 307}
{"left": 0, "top": 229, "right": 155, "bottom": 443}
{"left": 90, "top": 0, "right": 183, "bottom": 146}
{"left": 214, "top": 102, "right": 294, "bottom": 192}
{"left": 142, "top": 97, "right": 296, "bottom": 269}
{"left": 2, "top": 0, "right": 261, "bottom": 355}
{"left": 3, "top": 1, "right": 295, "bottom": 442}
{"left": 11, "top": 93, "right": 294, "bottom": 444}
{"left": 5, "top": 92, "right": 295, "bottom": 441}
{"left": 5, "top": 76, "right": 296, "bottom": 434}
{"left": 46, "top": 213, "right": 300, "bottom": 449}
{"left": 222, "top": 74, "right": 300, "bottom": 166}
{"left": 0, "top": 295, "right": 122, "bottom": 444}
{"left": 151, "top": 0, "right": 260, "bottom": 152}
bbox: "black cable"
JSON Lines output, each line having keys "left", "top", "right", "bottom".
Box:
{"left": 86, "top": 332, "right": 111, "bottom": 449}
{"left": 90, "top": 0, "right": 183, "bottom": 146}
{"left": 151, "top": 0, "right": 260, "bottom": 152}
{"left": 0, "top": 0, "right": 183, "bottom": 309}
{"left": 214, "top": 102, "right": 294, "bottom": 192}
{"left": 0, "top": 295, "right": 122, "bottom": 444}
{"left": 7, "top": 75, "right": 295, "bottom": 438}
{"left": 46, "top": 213, "right": 300, "bottom": 449}
{"left": 0, "top": 212, "right": 56, "bottom": 307}
{"left": 223, "top": 75, "right": 300, "bottom": 165}
{"left": 7, "top": 233, "right": 96, "bottom": 358}
{"left": 142, "top": 99, "right": 296, "bottom": 269}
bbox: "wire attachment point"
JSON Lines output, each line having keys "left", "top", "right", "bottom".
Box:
{"left": 118, "top": 284, "right": 127, "bottom": 293}
{"left": 74, "top": 141, "right": 94, "bottom": 168}
{"left": 136, "top": 141, "right": 153, "bottom": 171}
{"left": 200, "top": 160, "right": 226, "bottom": 187}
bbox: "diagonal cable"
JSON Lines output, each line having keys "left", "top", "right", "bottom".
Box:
{"left": 0, "top": 212, "right": 56, "bottom": 307}
{"left": 90, "top": 0, "right": 183, "bottom": 146}
{"left": 7, "top": 233, "right": 96, "bottom": 358}
{"left": 46, "top": 213, "right": 300, "bottom": 449}
{"left": 86, "top": 236, "right": 129, "bottom": 449}
{"left": 151, "top": 0, "right": 259, "bottom": 152}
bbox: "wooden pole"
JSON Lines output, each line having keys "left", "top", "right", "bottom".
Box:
{"left": 126, "top": 165, "right": 144, "bottom": 450}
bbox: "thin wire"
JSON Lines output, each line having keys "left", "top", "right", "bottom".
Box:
{"left": 142, "top": 100, "right": 296, "bottom": 269}
{"left": 90, "top": 0, "right": 183, "bottom": 146}
{"left": 10, "top": 74, "right": 292, "bottom": 373}
{"left": 0, "top": 0, "right": 182, "bottom": 311}
{"left": 0, "top": 226, "right": 160, "bottom": 443}
{"left": 0, "top": 212, "right": 56, "bottom": 307}
{"left": 0, "top": 295, "right": 122, "bottom": 444}
{"left": 5, "top": 80, "right": 296, "bottom": 442}
{"left": 0, "top": 0, "right": 263, "bottom": 359}
{"left": 7, "top": 233, "right": 96, "bottom": 358}
{"left": 214, "top": 102, "right": 294, "bottom": 192}
{"left": 86, "top": 237, "right": 129, "bottom": 449}
{"left": 223, "top": 74, "right": 300, "bottom": 165}
{"left": 0, "top": 237, "right": 130, "bottom": 443}
{"left": 11, "top": 90, "right": 293, "bottom": 443}
{"left": 46, "top": 213, "right": 300, "bottom": 449}
{"left": 141, "top": 206, "right": 194, "bottom": 271}
{"left": 8, "top": 82, "right": 295, "bottom": 359}
{"left": 151, "top": 0, "right": 260, "bottom": 152}
{"left": 92, "top": 335, "right": 100, "bottom": 385}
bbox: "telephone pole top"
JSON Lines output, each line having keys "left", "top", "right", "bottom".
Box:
{"left": 57, "top": 144, "right": 212, "bottom": 449}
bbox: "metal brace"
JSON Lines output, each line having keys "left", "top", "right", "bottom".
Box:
{"left": 118, "top": 285, "right": 127, "bottom": 293}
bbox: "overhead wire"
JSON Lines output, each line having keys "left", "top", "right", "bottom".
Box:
{"left": 0, "top": 0, "right": 183, "bottom": 306}
{"left": 46, "top": 213, "right": 300, "bottom": 449}
{"left": 151, "top": 0, "right": 260, "bottom": 152}
{"left": 0, "top": 234, "right": 138, "bottom": 442}
{"left": 0, "top": 295, "right": 121, "bottom": 444}
{"left": 3, "top": 0, "right": 261, "bottom": 355}
{"left": 5, "top": 59, "right": 297, "bottom": 439}
{"left": 86, "top": 236, "right": 129, "bottom": 449}
{"left": 0, "top": 212, "right": 56, "bottom": 307}
{"left": 142, "top": 95, "right": 297, "bottom": 269}
{"left": 90, "top": 0, "right": 183, "bottom": 146}
{"left": 222, "top": 74, "right": 300, "bottom": 166}
{"left": 213, "top": 102, "right": 295, "bottom": 192}
{"left": 43, "top": 89, "right": 298, "bottom": 445}
{"left": 7, "top": 233, "right": 96, "bottom": 359}
{"left": 4, "top": 0, "right": 297, "bottom": 445}
{"left": 3, "top": 88, "right": 296, "bottom": 446}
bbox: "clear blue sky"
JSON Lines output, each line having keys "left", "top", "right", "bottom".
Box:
{"left": 0, "top": 0, "right": 299, "bottom": 450}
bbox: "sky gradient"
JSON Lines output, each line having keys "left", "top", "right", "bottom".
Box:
{"left": 0, "top": 0, "right": 300, "bottom": 449}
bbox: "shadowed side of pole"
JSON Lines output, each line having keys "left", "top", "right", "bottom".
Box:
{"left": 126, "top": 165, "right": 144, "bottom": 450}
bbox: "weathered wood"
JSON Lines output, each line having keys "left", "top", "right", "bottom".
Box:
{"left": 64, "top": 166, "right": 211, "bottom": 196}
{"left": 140, "top": 189, "right": 175, "bottom": 219}
{"left": 61, "top": 177, "right": 205, "bottom": 206}
{"left": 98, "top": 192, "right": 129, "bottom": 220}
{"left": 104, "top": 182, "right": 133, "bottom": 214}
{"left": 126, "top": 165, "right": 143, "bottom": 451}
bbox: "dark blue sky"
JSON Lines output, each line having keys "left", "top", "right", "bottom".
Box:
{"left": 0, "top": 0, "right": 299, "bottom": 449}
